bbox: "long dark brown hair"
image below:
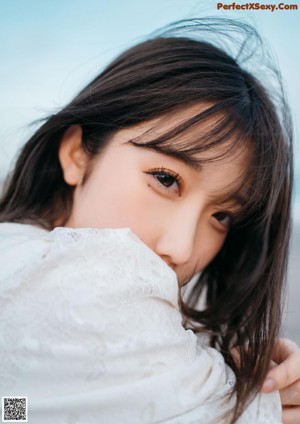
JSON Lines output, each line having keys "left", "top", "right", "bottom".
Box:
{"left": 0, "top": 18, "right": 293, "bottom": 422}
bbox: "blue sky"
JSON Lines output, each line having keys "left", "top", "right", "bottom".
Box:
{"left": 0, "top": 0, "right": 299, "bottom": 212}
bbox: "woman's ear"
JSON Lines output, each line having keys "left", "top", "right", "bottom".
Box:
{"left": 58, "top": 125, "right": 88, "bottom": 186}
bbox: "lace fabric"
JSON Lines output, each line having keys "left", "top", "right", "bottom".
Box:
{"left": 0, "top": 223, "right": 282, "bottom": 423}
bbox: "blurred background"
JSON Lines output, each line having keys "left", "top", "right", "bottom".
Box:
{"left": 0, "top": 0, "right": 299, "bottom": 343}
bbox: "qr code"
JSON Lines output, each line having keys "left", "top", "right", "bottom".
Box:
{"left": 2, "top": 397, "right": 28, "bottom": 422}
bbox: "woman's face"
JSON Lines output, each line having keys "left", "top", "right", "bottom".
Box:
{"left": 59, "top": 109, "right": 248, "bottom": 286}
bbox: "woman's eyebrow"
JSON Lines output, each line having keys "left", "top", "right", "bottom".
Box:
{"left": 232, "top": 193, "right": 248, "bottom": 207}
{"left": 128, "top": 140, "right": 203, "bottom": 172}
{"left": 207, "top": 190, "right": 248, "bottom": 209}
{"left": 168, "top": 152, "right": 203, "bottom": 172}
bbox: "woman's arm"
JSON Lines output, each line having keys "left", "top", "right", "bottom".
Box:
{"left": 262, "top": 338, "right": 300, "bottom": 424}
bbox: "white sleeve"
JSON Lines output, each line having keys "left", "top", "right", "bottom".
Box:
{"left": 0, "top": 225, "right": 282, "bottom": 424}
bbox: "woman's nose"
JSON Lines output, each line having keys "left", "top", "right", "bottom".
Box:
{"left": 153, "top": 212, "right": 198, "bottom": 267}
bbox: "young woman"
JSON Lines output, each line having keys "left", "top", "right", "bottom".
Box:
{"left": 0, "top": 18, "right": 299, "bottom": 423}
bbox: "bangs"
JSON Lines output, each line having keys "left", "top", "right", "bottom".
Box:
{"left": 128, "top": 102, "right": 270, "bottom": 225}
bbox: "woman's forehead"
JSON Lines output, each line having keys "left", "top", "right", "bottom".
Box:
{"left": 112, "top": 102, "right": 251, "bottom": 168}
{"left": 122, "top": 103, "right": 214, "bottom": 140}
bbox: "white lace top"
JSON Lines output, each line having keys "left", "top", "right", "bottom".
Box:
{"left": 0, "top": 223, "right": 282, "bottom": 423}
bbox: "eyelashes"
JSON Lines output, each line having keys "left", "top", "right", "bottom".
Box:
{"left": 144, "top": 167, "right": 183, "bottom": 195}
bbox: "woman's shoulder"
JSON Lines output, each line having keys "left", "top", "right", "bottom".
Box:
{"left": 0, "top": 223, "right": 50, "bottom": 255}
{"left": 0, "top": 223, "right": 50, "bottom": 282}
{"left": 0, "top": 222, "right": 48, "bottom": 240}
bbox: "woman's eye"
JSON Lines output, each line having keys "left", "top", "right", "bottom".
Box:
{"left": 144, "top": 167, "right": 182, "bottom": 194}
{"left": 212, "top": 211, "right": 232, "bottom": 228}
{"left": 156, "top": 172, "right": 177, "bottom": 188}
